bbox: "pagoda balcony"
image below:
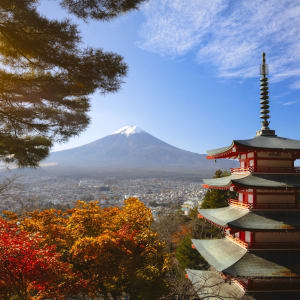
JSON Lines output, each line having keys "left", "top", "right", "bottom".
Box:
{"left": 231, "top": 166, "right": 300, "bottom": 174}
{"left": 228, "top": 199, "right": 251, "bottom": 209}
{"left": 225, "top": 234, "right": 248, "bottom": 249}
{"left": 229, "top": 199, "right": 300, "bottom": 210}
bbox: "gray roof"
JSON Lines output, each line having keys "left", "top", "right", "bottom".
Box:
{"left": 186, "top": 269, "right": 245, "bottom": 300}
{"left": 207, "top": 135, "right": 300, "bottom": 156}
{"left": 199, "top": 206, "right": 300, "bottom": 230}
{"left": 186, "top": 270, "right": 300, "bottom": 299}
{"left": 199, "top": 206, "right": 249, "bottom": 227}
{"left": 192, "top": 239, "right": 247, "bottom": 271}
{"left": 207, "top": 144, "right": 233, "bottom": 156}
{"left": 203, "top": 173, "right": 300, "bottom": 189}
{"left": 192, "top": 238, "right": 300, "bottom": 278}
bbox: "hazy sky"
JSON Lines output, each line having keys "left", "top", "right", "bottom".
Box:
{"left": 39, "top": 0, "right": 300, "bottom": 154}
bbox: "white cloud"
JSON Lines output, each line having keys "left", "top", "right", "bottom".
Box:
{"left": 138, "top": 0, "right": 227, "bottom": 56}
{"left": 282, "top": 101, "right": 297, "bottom": 106}
{"left": 138, "top": 0, "right": 300, "bottom": 83}
{"left": 290, "top": 81, "right": 300, "bottom": 90}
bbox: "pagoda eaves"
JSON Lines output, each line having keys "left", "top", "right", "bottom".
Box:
{"left": 192, "top": 238, "right": 300, "bottom": 278}
{"left": 207, "top": 135, "right": 300, "bottom": 159}
{"left": 198, "top": 206, "right": 300, "bottom": 231}
{"left": 203, "top": 173, "right": 300, "bottom": 189}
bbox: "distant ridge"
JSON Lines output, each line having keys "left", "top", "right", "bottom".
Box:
{"left": 42, "top": 125, "right": 237, "bottom": 177}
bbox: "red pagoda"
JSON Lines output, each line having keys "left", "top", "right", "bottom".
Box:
{"left": 187, "top": 53, "right": 300, "bottom": 300}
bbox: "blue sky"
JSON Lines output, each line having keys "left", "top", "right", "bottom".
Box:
{"left": 39, "top": 0, "right": 300, "bottom": 154}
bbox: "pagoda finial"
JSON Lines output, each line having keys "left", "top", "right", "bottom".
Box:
{"left": 256, "top": 52, "right": 276, "bottom": 136}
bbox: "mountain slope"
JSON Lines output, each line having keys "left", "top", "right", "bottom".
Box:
{"left": 44, "top": 126, "right": 237, "bottom": 175}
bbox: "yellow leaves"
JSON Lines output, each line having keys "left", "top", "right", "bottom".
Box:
{"left": 67, "top": 201, "right": 120, "bottom": 238}
{"left": 113, "top": 197, "right": 153, "bottom": 230}
{"left": 4, "top": 197, "right": 170, "bottom": 297}
{"left": 2, "top": 210, "right": 18, "bottom": 221}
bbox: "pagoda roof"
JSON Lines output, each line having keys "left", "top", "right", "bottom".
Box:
{"left": 207, "top": 135, "right": 300, "bottom": 158}
{"left": 198, "top": 206, "right": 300, "bottom": 230}
{"left": 185, "top": 269, "right": 245, "bottom": 300}
{"left": 203, "top": 173, "right": 300, "bottom": 189}
{"left": 192, "top": 238, "right": 300, "bottom": 278}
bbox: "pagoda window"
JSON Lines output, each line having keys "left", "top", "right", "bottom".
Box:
{"left": 238, "top": 193, "right": 243, "bottom": 202}
{"left": 249, "top": 159, "right": 254, "bottom": 167}
{"left": 241, "top": 161, "right": 245, "bottom": 168}
{"left": 245, "top": 231, "right": 252, "bottom": 243}
{"left": 247, "top": 152, "right": 254, "bottom": 158}
{"left": 248, "top": 194, "right": 253, "bottom": 203}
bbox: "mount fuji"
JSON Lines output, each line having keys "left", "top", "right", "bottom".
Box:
{"left": 43, "top": 125, "right": 237, "bottom": 177}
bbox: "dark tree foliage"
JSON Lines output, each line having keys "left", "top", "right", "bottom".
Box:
{"left": 61, "top": 0, "right": 146, "bottom": 20}
{"left": 201, "top": 169, "right": 237, "bottom": 209}
{"left": 0, "top": 0, "right": 145, "bottom": 167}
{"left": 175, "top": 235, "right": 207, "bottom": 270}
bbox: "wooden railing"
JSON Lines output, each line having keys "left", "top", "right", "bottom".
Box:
{"left": 230, "top": 167, "right": 252, "bottom": 174}
{"left": 229, "top": 199, "right": 251, "bottom": 209}
{"left": 231, "top": 166, "right": 300, "bottom": 174}
{"left": 226, "top": 234, "right": 248, "bottom": 249}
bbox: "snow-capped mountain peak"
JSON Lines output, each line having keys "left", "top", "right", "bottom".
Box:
{"left": 112, "top": 125, "right": 144, "bottom": 137}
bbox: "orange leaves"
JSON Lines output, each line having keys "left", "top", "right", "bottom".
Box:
{"left": 172, "top": 225, "right": 192, "bottom": 245}
{"left": 4, "top": 197, "right": 169, "bottom": 299}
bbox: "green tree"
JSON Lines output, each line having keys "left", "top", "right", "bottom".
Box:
{"left": 201, "top": 169, "right": 236, "bottom": 209}
{"left": 188, "top": 205, "right": 199, "bottom": 219}
{"left": 175, "top": 235, "right": 207, "bottom": 270}
{"left": 0, "top": 0, "right": 145, "bottom": 167}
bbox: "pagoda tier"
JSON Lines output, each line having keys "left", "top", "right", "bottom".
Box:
{"left": 206, "top": 135, "right": 300, "bottom": 160}
{"left": 198, "top": 206, "right": 300, "bottom": 230}
{"left": 192, "top": 238, "right": 300, "bottom": 278}
{"left": 185, "top": 269, "right": 245, "bottom": 299}
{"left": 203, "top": 173, "right": 300, "bottom": 190}
{"left": 203, "top": 174, "right": 300, "bottom": 210}
{"left": 186, "top": 269, "right": 300, "bottom": 300}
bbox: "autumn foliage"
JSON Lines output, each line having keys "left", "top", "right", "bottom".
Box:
{"left": 0, "top": 218, "right": 85, "bottom": 300}
{"left": 2, "top": 198, "right": 169, "bottom": 299}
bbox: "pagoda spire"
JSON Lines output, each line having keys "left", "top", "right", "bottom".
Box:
{"left": 256, "top": 52, "right": 276, "bottom": 136}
